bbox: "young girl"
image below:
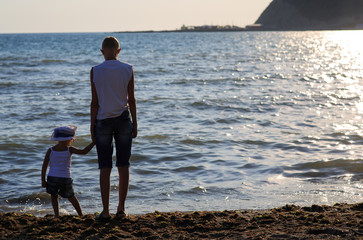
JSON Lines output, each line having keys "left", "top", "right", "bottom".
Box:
{"left": 41, "top": 125, "right": 95, "bottom": 219}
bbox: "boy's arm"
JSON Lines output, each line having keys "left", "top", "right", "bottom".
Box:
{"left": 90, "top": 68, "right": 99, "bottom": 142}
{"left": 41, "top": 149, "right": 51, "bottom": 187}
{"left": 70, "top": 142, "right": 96, "bottom": 155}
{"left": 128, "top": 70, "right": 137, "bottom": 138}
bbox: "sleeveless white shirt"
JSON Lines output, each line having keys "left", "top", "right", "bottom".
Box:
{"left": 48, "top": 147, "right": 72, "bottom": 178}
{"left": 93, "top": 60, "right": 133, "bottom": 120}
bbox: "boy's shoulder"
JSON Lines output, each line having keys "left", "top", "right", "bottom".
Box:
{"left": 94, "top": 60, "right": 132, "bottom": 69}
{"left": 119, "top": 61, "right": 133, "bottom": 68}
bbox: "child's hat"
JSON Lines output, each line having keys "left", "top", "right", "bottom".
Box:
{"left": 50, "top": 125, "right": 77, "bottom": 141}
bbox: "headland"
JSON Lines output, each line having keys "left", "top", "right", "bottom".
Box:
{"left": 255, "top": 0, "right": 363, "bottom": 31}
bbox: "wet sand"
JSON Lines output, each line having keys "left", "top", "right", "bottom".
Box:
{"left": 1, "top": 203, "right": 362, "bottom": 239}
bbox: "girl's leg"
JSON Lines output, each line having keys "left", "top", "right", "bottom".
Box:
{"left": 68, "top": 196, "right": 83, "bottom": 216}
{"left": 51, "top": 194, "right": 59, "bottom": 218}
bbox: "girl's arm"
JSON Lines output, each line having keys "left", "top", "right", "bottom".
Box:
{"left": 70, "top": 142, "right": 96, "bottom": 155}
{"left": 90, "top": 68, "right": 99, "bottom": 142}
{"left": 128, "top": 70, "right": 137, "bottom": 138}
{"left": 41, "top": 149, "right": 51, "bottom": 187}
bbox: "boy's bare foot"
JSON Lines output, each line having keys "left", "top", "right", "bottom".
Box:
{"left": 95, "top": 211, "right": 111, "bottom": 221}
{"left": 116, "top": 210, "right": 127, "bottom": 218}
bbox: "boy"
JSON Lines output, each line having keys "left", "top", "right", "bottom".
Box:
{"left": 90, "top": 36, "right": 137, "bottom": 220}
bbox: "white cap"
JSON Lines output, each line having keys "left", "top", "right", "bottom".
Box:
{"left": 50, "top": 125, "right": 77, "bottom": 141}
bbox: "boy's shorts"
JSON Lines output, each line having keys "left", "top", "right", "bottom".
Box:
{"left": 94, "top": 110, "right": 133, "bottom": 169}
{"left": 46, "top": 176, "right": 75, "bottom": 198}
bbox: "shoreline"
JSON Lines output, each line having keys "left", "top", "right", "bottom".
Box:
{"left": 1, "top": 202, "right": 362, "bottom": 239}
{"left": 2, "top": 28, "right": 363, "bottom": 35}
{"left": 113, "top": 28, "right": 363, "bottom": 34}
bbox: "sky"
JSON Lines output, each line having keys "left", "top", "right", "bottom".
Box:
{"left": 0, "top": 0, "right": 272, "bottom": 33}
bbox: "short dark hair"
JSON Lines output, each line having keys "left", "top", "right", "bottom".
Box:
{"left": 102, "top": 36, "right": 120, "bottom": 50}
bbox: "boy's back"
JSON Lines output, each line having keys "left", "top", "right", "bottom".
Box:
{"left": 93, "top": 60, "right": 133, "bottom": 120}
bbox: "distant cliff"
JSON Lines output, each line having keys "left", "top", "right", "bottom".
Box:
{"left": 255, "top": 0, "right": 363, "bottom": 30}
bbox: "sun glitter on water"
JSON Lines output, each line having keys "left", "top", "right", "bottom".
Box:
{"left": 328, "top": 30, "right": 363, "bottom": 63}
{"left": 325, "top": 31, "right": 363, "bottom": 114}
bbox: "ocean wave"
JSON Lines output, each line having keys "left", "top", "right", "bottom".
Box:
{"left": 171, "top": 165, "right": 205, "bottom": 173}
{"left": 5, "top": 192, "right": 50, "bottom": 205}
{"left": 189, "top": 100, "right": 254, "bottom": 113}
{"left": 133, "top": 169, "right": 160, "bottom": 175}
{"left": 76, "top": 59, "right": 99, "bottom": 65}
{"left": 17, "top": 67, "right": 42, "bottom": 73}
{"left": 40, "top": 59, "right": 67, "bottom": 64}
{"left": 240, "top": 163, "right": 265, "bottom": 170}
{"left": 241, "top": 140, "right": 271, "bottom": 147}
{"left": 272, "top": 143, "right": 317, "bottom": 153}
{"left": 0, "top": 82, "right": 17, "bottom": 87}
{"left": 283, "top": 159, "right": 363, "bottom": 179}
{"left": 0, "top": 142, "right": 28, "bottom": 151}
{"left": 180, "top": 139, "right": 206, "bottom": 146}
{"left": 190, "top": 100, "right": 211, "bottom": 109}
{"left": 215, "top": 117, "right": 242, "bottom": 124}
{"left": 38, "top": 111, "right": 56, "bottom": 117}
{"left": 0, "top": 56, "right": 23, "bottom": 61}
{"left": 2, "top": 61, "right": 38, "bottom": 67}
{"left": 176, "top": 186, "right": 208, "bottom": 194}
{"left": 143, "top": 134, "right": 169, "bottom": 140}
{"left": 73, "top": 112, "right": 90, "bottom": 117}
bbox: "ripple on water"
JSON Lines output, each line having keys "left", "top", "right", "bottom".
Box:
{"left": 5, "top": 192, "right": 51, "bottom": 205}
{"left": 40, "top": 59, "right": 67, "bottom": 64}
{"left": 0, "top": 178, "right": 7, "bottom": 184}
{"left": 130, "top": 153, "right": 149, "bottom": 163}
{"left": 171, "top": 165, "right": 205, "bottom": 173}
{"left": 180, "top": 139, "right": 207, "bottom": 146}
{"left": 190, "top": 100, "right": 212, "bottom": 109}
{"left": 283, "top": 158, "right": 363, "bottom": 180}
{"left": 241, "top": 140, "right": 271, "bottom": 147}
{"left": 143, "top": 134, "right": 170, "bottom": 140}
{"left": 272, "top": 143, "right": 317, "bottom": 153}
{"left": 176, "top": 186, "right": 208, "bottom": 194}
{"left": 0, "top": 81, "right": 18, "bottom": 87}
{"left": 133, "top": 169, "right": 160, "bottom": 175}
{"left": 215, "top": 117, "right": 242, "bottom": 124}
{"left": 240, "top": 163, "right": 265, "bottom": 170}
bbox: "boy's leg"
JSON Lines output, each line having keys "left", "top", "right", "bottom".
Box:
{"left": 51, "top": 194, "right": 59, "bottom": 218}
{"left": 100, "top": 168, "right": 112, "bottom": 217}
{"left": 94, "top": 118, "right": 114, "bottom": 218}
{"left": 68, "top": 196, "right": 83, "bottom": 216}
{"left": 117, "top": 166, "right": 129, "bottom": 213}
{"left": 114, "top": 117, "right": 132, "bottom": 214}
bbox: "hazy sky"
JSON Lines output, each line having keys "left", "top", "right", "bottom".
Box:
{"left": 0, "top": 0, "right": 272, "bottom": 33}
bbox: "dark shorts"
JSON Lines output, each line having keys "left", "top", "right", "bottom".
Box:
{"left": 46, "top": 176, "right": 75, "bottom": 198}
{"left": 95, "top": 110, "right": 133, "bottom": 169}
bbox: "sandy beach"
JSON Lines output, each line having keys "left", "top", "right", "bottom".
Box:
{"left": 1, "top": 202, "right": 362, "bottom": 239}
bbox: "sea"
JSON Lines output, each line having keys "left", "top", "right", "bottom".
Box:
{"left": 0, "top": 31, "right": 362, "bottom": 216}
